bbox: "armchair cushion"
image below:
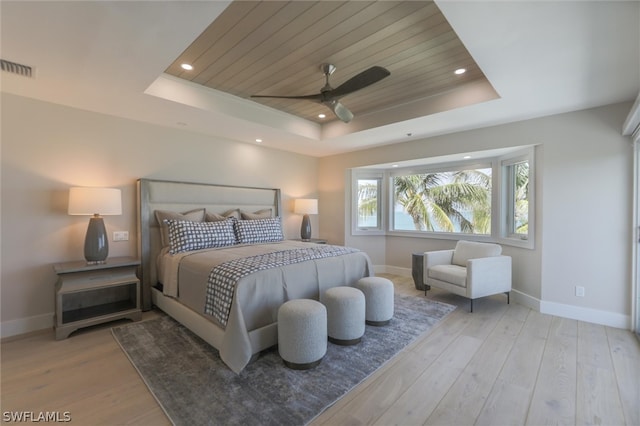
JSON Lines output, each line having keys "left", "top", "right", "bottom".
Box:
{"left": 452, "top": 240, "right": 501, "bottom": 267}
{"left": 428, "top": 264, "right": 467, "bottom": 288}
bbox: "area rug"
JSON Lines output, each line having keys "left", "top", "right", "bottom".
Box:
{"left": 112, "top": 293, "right": 455, "bottom": 426}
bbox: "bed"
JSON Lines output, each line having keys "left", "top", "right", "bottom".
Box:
{"left": 137, "top": 179, "right": 373, "bottom": 373}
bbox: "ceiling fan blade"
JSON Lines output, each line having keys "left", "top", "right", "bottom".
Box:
{"left": 325, "top": 100, "right": 354, "bottom": 123}
{"left": 251, "top": 94, "right": 322, "bottom": 101}
{"left": 327, "top": 66, "right": 390, "bottom": 99}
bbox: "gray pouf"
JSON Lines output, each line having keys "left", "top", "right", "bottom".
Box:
{"left": 277, "top": 299, "right": 327, "bottom": 369}
{"left": 323, "top": 286, "right": 365, "bottom": 345}
{"left": 355, "top": 276, "right": 394, "bottom": 326}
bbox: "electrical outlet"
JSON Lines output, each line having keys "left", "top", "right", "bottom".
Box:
{"left": 113, "top": 231, "right": 129, "bottom": 241}
{"left": 575, "top": 286, "right": 585, "bottom": 297}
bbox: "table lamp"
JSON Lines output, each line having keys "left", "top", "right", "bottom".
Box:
{"left": 294, "top": 198, "right": 318, "bottom": 241}
{"left": 68, "top": 187, "right": 122, "bottom": 264}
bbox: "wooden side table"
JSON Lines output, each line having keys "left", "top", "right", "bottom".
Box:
{"left": 294, "top": 238, "right": 327, "bottom": 244}
{"left": 53, "top": 256, "right": 141, "bottom": 339}
{"left": 411, "top": 252, "right": 430, "bottom": 292}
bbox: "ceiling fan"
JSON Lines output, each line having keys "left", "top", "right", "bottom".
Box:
{"left": 251, "top": 63, "right": 390, "bottom": 123}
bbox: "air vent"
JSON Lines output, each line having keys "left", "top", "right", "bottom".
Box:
{"left": 1, "top": 59, "right": 33, "bottom": 78}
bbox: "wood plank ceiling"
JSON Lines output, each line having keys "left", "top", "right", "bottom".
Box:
{"left": 165, "top": 1, "right": 492, "bottom": 124}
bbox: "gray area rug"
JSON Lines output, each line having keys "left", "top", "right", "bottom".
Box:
{"left": 112, "top": 293, "right": 455, "bottom": 426}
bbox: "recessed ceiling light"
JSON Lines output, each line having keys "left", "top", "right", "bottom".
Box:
{"left": 255, "top": 138, "right": 262, "bottom": 143}
{"left": 454, "top": 68, "right": 466, "bottom": 75}
{"left": 463, "top": 155, "right": 472, "bottom": 159}
{"left": 318, "top": 113, "right": 326, "bottom": 119}
{"left": 392, "top": 164, "right": 399, "bottom": 168}
{"left": 181, "top": 63, "right": 193, "bottom": 71}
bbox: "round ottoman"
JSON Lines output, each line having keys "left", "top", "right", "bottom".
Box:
{"left": 323, "top": 286, "right": 365, "bottom": 345}
{"left": 277, "top": 299, "right": 327, "bottom": 370}
{"left": 355, "top": 277, "right": 394, "bottom": 326}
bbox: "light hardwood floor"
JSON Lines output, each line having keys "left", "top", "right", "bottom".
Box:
{"left": 2, "top": 274, "right": 639, "bottom": 425}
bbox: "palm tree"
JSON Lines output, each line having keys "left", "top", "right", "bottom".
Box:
{"left": 513, "top": 162, "right": 529, "bottom": 233}
{"left": 394, "top": 169, "right": 492, "bottom": 233}
{"left": 357, "top": 180, "right": 379, "bottom": 226}
{"left": 394, "top": 174, "right": 452, "bottom": 231}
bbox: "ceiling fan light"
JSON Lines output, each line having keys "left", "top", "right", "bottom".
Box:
{"left": 328, "top": 100, "right": 353, "bottom": 123}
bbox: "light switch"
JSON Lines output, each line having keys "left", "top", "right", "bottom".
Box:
{"left": 113, "top": 231, "right": 129, "bottom": 241}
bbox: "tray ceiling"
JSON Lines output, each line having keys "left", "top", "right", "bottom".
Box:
{"left": 2, "top": 1, "right": 637, "bottom": 156}
{"left": 165, "top": 0, "right": 497, "bottom": 125}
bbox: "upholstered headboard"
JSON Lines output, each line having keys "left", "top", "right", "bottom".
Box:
{"left": 137, "top": 178, "right": 281, "bottom": 310}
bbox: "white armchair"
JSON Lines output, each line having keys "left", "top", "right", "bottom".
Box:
{"left": 423, "top": 240, "right": 512, "bottom": 312}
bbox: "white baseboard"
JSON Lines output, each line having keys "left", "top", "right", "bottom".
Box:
{"left": 378, "top": 265, "right": 411, "bottom": 277}
{"left": 511, "top": 289, "right": 541, "bottom": 312}
{"left": 1, "top": 313, "right": 53, "bottom": 339}
{"left": 540, "top": 300, "right": 630, "bottom": 329}
{"left": 377, "top": 265, "right": 631, "bottom": 330}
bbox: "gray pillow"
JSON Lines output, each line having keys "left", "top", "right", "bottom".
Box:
{"left": 240, "top": 208, "right": 273, "bottom": 220}
{"left": 155, "top": 208, "right": 205, "bottom": 248}
{"left": 206, "top": 209, "right": 240, "bottom": 222}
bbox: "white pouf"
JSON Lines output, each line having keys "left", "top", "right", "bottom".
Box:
{"left": 277, "top": 299, "right": 327, "bottom": 369}
{"left": 323, "top": 286, "right": 365, "bottom": 345}
{"left": 355, "top": 276, "right": 394, "bottom": 326}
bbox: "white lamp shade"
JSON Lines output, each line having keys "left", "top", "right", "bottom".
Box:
{"left": 294, "top": 198, "right": 318, "bottom": 215}
{"left": 68, "top": 187, "right": 122, "bottom": 216}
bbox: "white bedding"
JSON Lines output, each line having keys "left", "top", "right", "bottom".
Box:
{"left": 158, "top": 240, "right": 373, "bottom": 372}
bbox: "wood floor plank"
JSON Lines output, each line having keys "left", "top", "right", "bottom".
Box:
{"left": 576, "top": 321, "right": 626, "bottom": 426}
{"left": 605, "top": 325, "right": 640, "bottom": 426}
{"left": 425, "top": 303, "right": 529, "bottom": 425}
{"left": 475, "top": 309, "right": 553, "bottom": 426}
{"left": 2, "top": 275, "right": 639, "bottom": 426}
{"left": 374, "top": 334, "right": 484, "bottom": 426}
{"left": 526, "top": 317, "right": 578, "bottom": 426}
{"left": 372, "top": 303, "right": 509, "bottom": 425}
{"left": 1, "top": 317, "right": 169, "bottom": 425}
{"left": 314, "top": 307, "right": 469, "bottom": 425}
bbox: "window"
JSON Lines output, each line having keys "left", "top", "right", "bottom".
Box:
{"left": 391, "top": 166, "right": 492, "bottom": 235}
{"left": 505, "top": 160, "right": 529, "bottom": 237}
{"left": 350, "top": 146, "right": 535, "bottom": 248}
{"left": 352, "top": 172, "right": 383, "bottom": 233}
{"left": 500, "top": 149, "right": 534, "bottom": 247}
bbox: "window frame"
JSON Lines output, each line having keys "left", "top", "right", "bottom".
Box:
{"left": 498, "top": 147, "right": 535, "bottom": 249}
{"left": 388, "top": 160, "right": 494, "bottom": 239}
{"left": 351, "top": 169, "right": 385, "bottom": 235}
{"left": 349, "top": 147, "right": 535, "bottom": 249}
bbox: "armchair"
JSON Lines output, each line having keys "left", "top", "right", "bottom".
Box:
{"left": 423, "top": 240, "right": 511, "bottom": 312}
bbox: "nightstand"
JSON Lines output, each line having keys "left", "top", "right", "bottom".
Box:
{"left": 53, "top": 256, "right": 141, "bottom": 339}
{"left": 294, "top": 238, "right": 327, "bottom": 244}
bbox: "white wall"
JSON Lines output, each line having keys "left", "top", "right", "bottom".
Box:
{"left": 1, "top": 93, "right": 319, "bottom": 337}
{"left": 319, "top": 102, "right": 633, "bottom": 328}
{"left": 1, "top": 94, "right": 633, "bottom": 335}
{"left": 539, "top": 106, "right": 632, "bottom": 326}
